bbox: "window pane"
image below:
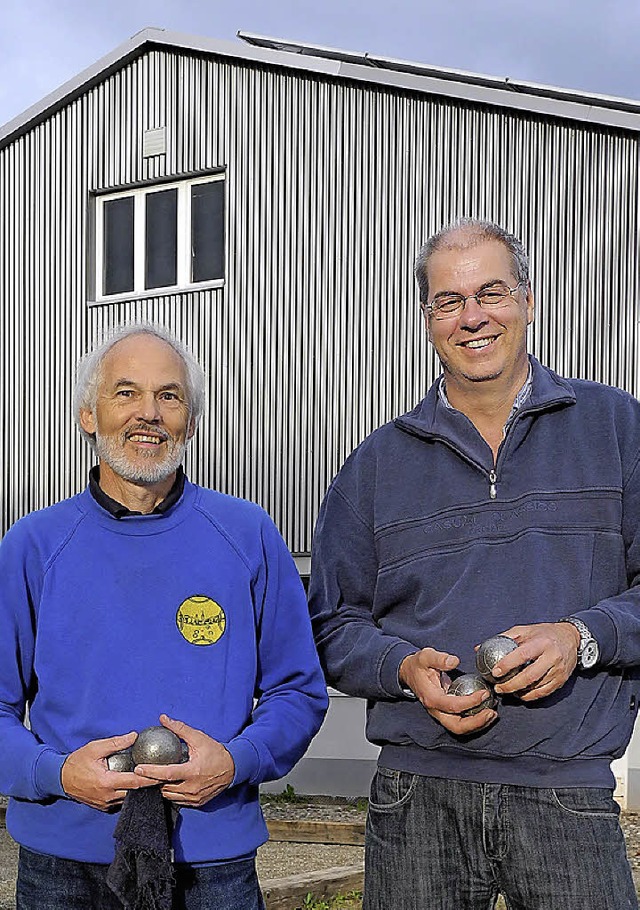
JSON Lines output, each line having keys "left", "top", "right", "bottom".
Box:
{"left": 191, "top": 181, "right": 225, "bottom": 282}
{"left": 103, "top": 197, "right": 134, "bottom": 295}
{"left": 145, "top": 189, "right": 177, "bottom": 289}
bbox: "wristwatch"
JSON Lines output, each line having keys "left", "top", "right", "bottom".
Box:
{"left": 559, "top": 616, "right": 599, "bottom": 670}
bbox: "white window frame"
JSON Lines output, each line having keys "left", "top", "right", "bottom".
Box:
{"left": 93, "top": 173, "right": 225, "bottom": 303}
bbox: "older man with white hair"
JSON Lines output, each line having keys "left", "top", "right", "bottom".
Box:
{"left": 0, "top": 324, "right": 327, "bottom": 910}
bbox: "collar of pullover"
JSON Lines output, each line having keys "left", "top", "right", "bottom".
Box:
{"left": 79, "top": 478, "right": 198, "bottom": 534}
{"left": 438, "top": 363, "right": 533, "bottom": 436}
{"left": 394, "top": 356, "right": 576, "bottom": 467}
{"left": 89, "top": 465, "right": 185, "bottom": 518}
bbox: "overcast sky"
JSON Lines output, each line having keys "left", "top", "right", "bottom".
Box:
{"left": 1, "top": 0, "right": 639, "bottom": 128}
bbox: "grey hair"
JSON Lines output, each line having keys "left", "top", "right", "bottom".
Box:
{"left": 73, "top": 323, "right": 206, "bottom": 447}
{"left": 414, "top": 217, "right": 530, "bottom": 305}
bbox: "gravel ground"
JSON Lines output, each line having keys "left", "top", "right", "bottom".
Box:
{"left": 3, "top": 800, "right": 640, "bottom": 908}
{"left": 0, "top": 826, "right": 17, "bottom": 910}
{"left": 258, "top": 795, "right": 365, "bottom": 880}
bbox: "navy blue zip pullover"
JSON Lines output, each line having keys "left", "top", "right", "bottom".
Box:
{"left": 309, "top": 357, "right": 640, "bottom": 788}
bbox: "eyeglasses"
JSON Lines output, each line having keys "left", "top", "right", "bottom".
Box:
{"left": 423, "top": 280, "right": 527, "bottom": 320}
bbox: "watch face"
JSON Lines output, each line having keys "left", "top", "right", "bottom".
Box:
{"left": 581, "top": 640, "right": 599, "bottom": 669}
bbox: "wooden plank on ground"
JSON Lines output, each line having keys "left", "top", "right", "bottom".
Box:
{"left": 266, "top": 819, "right": 365, "bottom": 845}
{"left": 262, "top": 864, "right": 363, "bottom": 910}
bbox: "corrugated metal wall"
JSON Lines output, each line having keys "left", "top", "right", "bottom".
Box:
{"left": 1, "top": 48, "right": 639, "bottom": 550}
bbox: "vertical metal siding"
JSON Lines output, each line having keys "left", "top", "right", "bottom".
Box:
{"left": 1, "top": 50, "right": 639, "bottom": 550}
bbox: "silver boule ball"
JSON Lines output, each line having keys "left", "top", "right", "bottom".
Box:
{"left": 131, "top": 726, "right": 184, "bottom": 766}
{"left": 476, "top": 635, "right": 519, "bottom": 683}
{"left": 106, "top": 747, "right": 133, "bottom": 772}
{"left": 448, "top": 673, "right": 497, "bottom": 716}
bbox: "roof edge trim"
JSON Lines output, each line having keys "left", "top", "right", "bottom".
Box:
{"left": 238, "top": 30, "right": 640, "bottom": 116}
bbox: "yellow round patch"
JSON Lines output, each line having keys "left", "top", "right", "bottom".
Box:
{"left": 176, "top": 595, "right": 226, "bottom": 646}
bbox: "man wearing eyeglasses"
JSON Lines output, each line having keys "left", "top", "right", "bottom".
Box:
{"left": 309, "top": 218, "right": 640, "bottom": 909}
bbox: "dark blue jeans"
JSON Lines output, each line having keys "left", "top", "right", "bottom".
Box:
{"left": 16, "top": 847, "right": 266, "bottom": 910}
{"left": 364, "top": 769, "right": 638, "bottom": 910}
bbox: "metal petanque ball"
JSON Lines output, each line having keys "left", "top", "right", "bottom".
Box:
{"left": 131, "top": 726, "right": 184, "bottom": 766}
{"left": 448, "top": 673, "right": 497, "bottom": 716}
{"left": 476, "top": 635, "right": 519, "bottom": 684}
{"left": 106, "top": 747, "right": 133, "bottom": 772}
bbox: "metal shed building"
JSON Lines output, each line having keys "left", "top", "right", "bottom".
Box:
{"left": 1, "top": 27, "right": 640, "bottom": 799}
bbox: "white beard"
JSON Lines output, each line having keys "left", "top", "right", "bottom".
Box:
{"left": 94, "top": 428, "right": 187, "bottom": 484}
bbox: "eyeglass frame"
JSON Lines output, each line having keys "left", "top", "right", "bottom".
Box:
{"left": 421, "top": 279, "right": 528, "bottom": 320}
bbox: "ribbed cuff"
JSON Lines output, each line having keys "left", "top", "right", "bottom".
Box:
{"left": 33, "top": 748, "right": 67, "bottom": 798}
{"left": 572, "top": 609, "right": 617, "bottom": 666}
{"left": 379, "top": 640, "right": 421, "bottom": 698}
{"left": 226, "top": 736, "right": 261, "bottom": 786}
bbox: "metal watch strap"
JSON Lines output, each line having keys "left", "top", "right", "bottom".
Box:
{"left": 400, "top": 684, "right": 417, "bottom": 700}
{"left": 559, "top": 616, "right": 599, "bottom": 669}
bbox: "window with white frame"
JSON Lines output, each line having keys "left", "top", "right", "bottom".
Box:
{"left": 94, "top": 173, "right": 225, "bottom": 300}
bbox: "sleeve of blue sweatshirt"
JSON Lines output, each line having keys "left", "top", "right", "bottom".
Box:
{"left": 225, "top": 515, "right": 328, "bottom": 786}
{"left": 573, "top": 452, "right": 640, "bottom": 668}
{"left": 308, "top": 478, "right": 419, "bottom": 700}
{"left": 0, "top": 521, "right": 67, "bottom": 801}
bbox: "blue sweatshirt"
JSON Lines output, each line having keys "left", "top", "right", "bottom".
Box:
{"left": 0, "top": 480, "right": 328, "bottom": 862}
{"left": 309, "top": 358, "right": 640, "bottom": 789}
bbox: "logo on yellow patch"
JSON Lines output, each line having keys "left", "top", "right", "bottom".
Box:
{"left": 176, "top": 595, "right": 226, "bottom": 646}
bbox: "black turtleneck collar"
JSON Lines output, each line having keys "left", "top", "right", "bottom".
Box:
{"left": 89, "top": 466, "right": 186, "bottom": 518}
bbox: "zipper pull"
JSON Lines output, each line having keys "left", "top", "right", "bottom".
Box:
{"left": 489, "top": 470, "right": 497, "bottom": 500}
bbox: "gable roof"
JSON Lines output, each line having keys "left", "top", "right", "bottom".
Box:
{"left": 2, "top": 26, "right": 640, "bottom": 150}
